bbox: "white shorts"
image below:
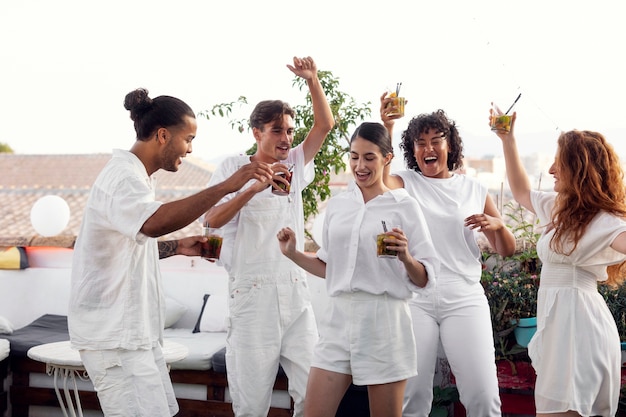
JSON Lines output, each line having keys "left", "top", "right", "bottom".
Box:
{"left": 80, "top": 344, "right": 178, "bottom": 417}
{"left": 312, "top": 291, "right": 417, "bottom": 385}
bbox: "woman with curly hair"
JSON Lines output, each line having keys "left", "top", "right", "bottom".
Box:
{"left": 494, "top": 112, "right": 626, "bottom": 417}
{"left": 380, "top": 95, "right": 516, "bottom": 417}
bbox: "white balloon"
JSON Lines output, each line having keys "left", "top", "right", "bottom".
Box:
{"left": 30, "top": 195, "right": 71, "bottom": 237}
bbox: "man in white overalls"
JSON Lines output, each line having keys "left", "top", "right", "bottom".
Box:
{"left": 203, "top": 56, "right": 334, "bottom": 417}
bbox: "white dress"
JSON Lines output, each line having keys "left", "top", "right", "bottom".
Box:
{"left": 529, "top": 190, "right": 626, "bottom": 416}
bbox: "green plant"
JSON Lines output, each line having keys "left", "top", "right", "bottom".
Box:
{"left": 198, "top": 71, "right": 372, "bottom": 226}
{"left": 0, "top": 142, "right": 14, "bottom": 153}
{"left": 503, "top": 201, "right": 542, "bottom": 273}
{"left": 482, "top": 265, "right": 539, "bottom": 365}
{"left": 430, "top": 386, "right": 459, "bottom": 417}
{"left": 599, "top": 281, "right": 626, "bottom": 342}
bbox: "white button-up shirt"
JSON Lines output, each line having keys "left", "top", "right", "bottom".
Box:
{"left": 317, "top": 184, "right": 439, "bottom": 299}
{"left": 69, "top": 149, "right": 163, "bottom": 350}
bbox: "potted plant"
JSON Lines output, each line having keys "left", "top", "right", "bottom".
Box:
{"left": 481, "top": 201, "right": 541, "bottom": 372}
{"left": 482, "top": 263, "right": 539, "bottom": 358}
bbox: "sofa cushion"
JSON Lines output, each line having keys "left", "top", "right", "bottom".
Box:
{"left": 165, "top": 296, "right": 188, "bottom": 328}
{"left": 3, "top": 314, "right": 69, "bottom": 357}
{"left": 163, "top": 328, "right": 225, "bottom": 370}
{"left": 0, "top": 339, "right": 8, "bottom": 361}
{"left": 193, "top": 293, "right": 228, "bottom": 333}
{"left": 0, "top": 317, "right": 13, "bottom": 335}
{"left": 0, "top": 247, "right": 28, "bottom": 270}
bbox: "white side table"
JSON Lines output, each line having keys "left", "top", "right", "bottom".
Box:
{"left": 27, "top": 340, "right": 188, "bottom": 417}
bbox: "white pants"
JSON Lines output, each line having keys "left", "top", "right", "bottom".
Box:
{"left": 403, "top": 277, "right": 501, "bottom": 417}
{"left": 226, "top": 272, "right": 318, "bottom": 417}
{"left": 80, "top": 344, "right": 178, "bottom": 417}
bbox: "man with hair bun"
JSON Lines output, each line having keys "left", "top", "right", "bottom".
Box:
{"left": 69, "top": 88, "right": 274, "bottom": 417}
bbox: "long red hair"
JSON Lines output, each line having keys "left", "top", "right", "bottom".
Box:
{"left": 550, "top": 130, "right": 626, "bottom": 286}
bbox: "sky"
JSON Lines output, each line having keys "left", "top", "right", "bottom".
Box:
{"left": 2, "top": 0, "right": 625, "bottom": 167}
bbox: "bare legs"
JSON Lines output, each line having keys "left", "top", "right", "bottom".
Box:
{"left": 304, "top": 367, "right": 406, "bottom": 417}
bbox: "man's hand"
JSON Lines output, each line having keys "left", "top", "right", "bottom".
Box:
{"left": 158, "top": 236, "right": 206, "bottom": 259}
{"left": 286, "top": 56, "right": 317, "bottom": 81}
{"left": 176, "top": 235, "right": 206, "bottom": 257}
{"left": 223, "top": 161, "right": 274, "bottom": 193}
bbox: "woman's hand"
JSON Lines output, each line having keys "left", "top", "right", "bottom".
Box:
{"left": 277, "top": 227, "right": 298, "bottom": 259}
{"left": 489, "top": 104, "right": 517, "bottom": 142}
{"left": 380, "top": 92, "right": 404, "bottom": 128}
{"left": 464, "top": 213, "right": 506, "bottom": 233}
{"left": 385, "top": 227, "right": 411, "bottom": 262}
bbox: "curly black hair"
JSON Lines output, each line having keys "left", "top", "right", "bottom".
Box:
{"left": 399, "top": 109, "right": 464, "bottom": 172}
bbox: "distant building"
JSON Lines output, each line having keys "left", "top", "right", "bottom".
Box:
{"left": 0, "top": 154, "right": 214, "bottom": 247}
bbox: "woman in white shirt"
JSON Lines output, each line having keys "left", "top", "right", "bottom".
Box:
{"left": 277, "top": 122, "right": 439, "bottom": 417}
{"left": 380, "top": 96, "right": 517, "bottom": 417}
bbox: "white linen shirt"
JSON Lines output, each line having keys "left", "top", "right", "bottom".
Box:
{"left": 316, "top": 184, "right": 439, "bottom": 299}
{"left": 69, "top": 149, "right": 163, "bottom": 350}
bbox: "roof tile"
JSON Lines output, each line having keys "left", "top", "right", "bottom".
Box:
{"left": 0, "top": 154, "right": 214, "bottom": 246}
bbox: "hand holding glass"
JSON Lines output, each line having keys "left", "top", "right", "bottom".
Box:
{"left": 271, "top": 163, "right": 294, "bottom": 195}
{"left": 377, "top": 225, "right": 400, "bottom": 258}
{"left": 385, "top": 92, "right": 405, "bottom": 118}
{"left": 202, "top": 227, "right": 223, "bottom": 261}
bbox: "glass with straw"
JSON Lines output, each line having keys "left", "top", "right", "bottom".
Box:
{"left": 377, "top": 220, "right": 399, "bottom": 258}
{"left": 385, "top": 82, "right": 405, "bottom": 117}
{"left": 491, "top": 93, "right": 521, "bottom": 133}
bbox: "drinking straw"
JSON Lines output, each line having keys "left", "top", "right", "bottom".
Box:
{"left": 382, "top": 220, "right": 388, "bottom": 233}
{"left": 505, "top": 93, "right": 522, "bottom": 115}
{"left": 396, "top": 82, "right": 402, "bottom": 96}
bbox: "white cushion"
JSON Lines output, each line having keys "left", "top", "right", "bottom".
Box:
{"left": 165, "top": 296, "right": 188, "bottom": 328}
{"left": 0, "top": 338, "right": 9, "bottom": 361}
{"left": 196, "top": 294, "right": 228, "bottom": 333}
{"left": 0, "top": 316, "right": 14, "bottom": 335}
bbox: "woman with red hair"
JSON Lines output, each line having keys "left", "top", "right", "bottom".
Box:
{"left": 494, "top": 112, "right": 626, "bottom": 417}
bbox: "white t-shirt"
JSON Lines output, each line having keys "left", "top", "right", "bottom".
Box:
{"left": 396, "top": 171, "right": 487, "bottom": 283}
{"left": 316, "top": 184, "right": 439, "bottom": 299}
{"left": 207, "top": 144, "right": 313, "bottom": 273}
{"left": 69, "top": 149, "right": 163, "bottom": 350}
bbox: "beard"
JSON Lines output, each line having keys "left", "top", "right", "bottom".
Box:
{"left": 161, "top": 140, "right": 181, "bottom": 172}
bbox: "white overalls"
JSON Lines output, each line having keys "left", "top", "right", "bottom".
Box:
{"left": 225, "top": 193, "right": 318, "bottom": 417}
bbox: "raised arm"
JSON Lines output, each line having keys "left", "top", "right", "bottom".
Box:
{"left": 379, "top": 91, "right": 405, "bottom": 190}
{"left": 380, "top": 91, "right": 403, "bottom": 138}
{"left": 492, "top": 110, "right": 534, "bottom": 213}
{"left": 286, "top": 56, "right": 335, "bottom": 164}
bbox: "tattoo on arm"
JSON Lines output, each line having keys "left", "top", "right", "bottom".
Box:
{"left": 158, "top": 240, "right": 178, "bottom": 259}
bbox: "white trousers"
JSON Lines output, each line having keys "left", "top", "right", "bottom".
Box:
{"left": 403, "top": 277, "right": 501, "bottom": 417}
{"left": 226, "top": 272, "right": 318, "bottom": 417}
{"left": 80, "top": 344, "right": 177, "bottom": 417}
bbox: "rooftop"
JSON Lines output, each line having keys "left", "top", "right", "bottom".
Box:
{"left": 0, "top": 153, "right": 215, "bottom": 247}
